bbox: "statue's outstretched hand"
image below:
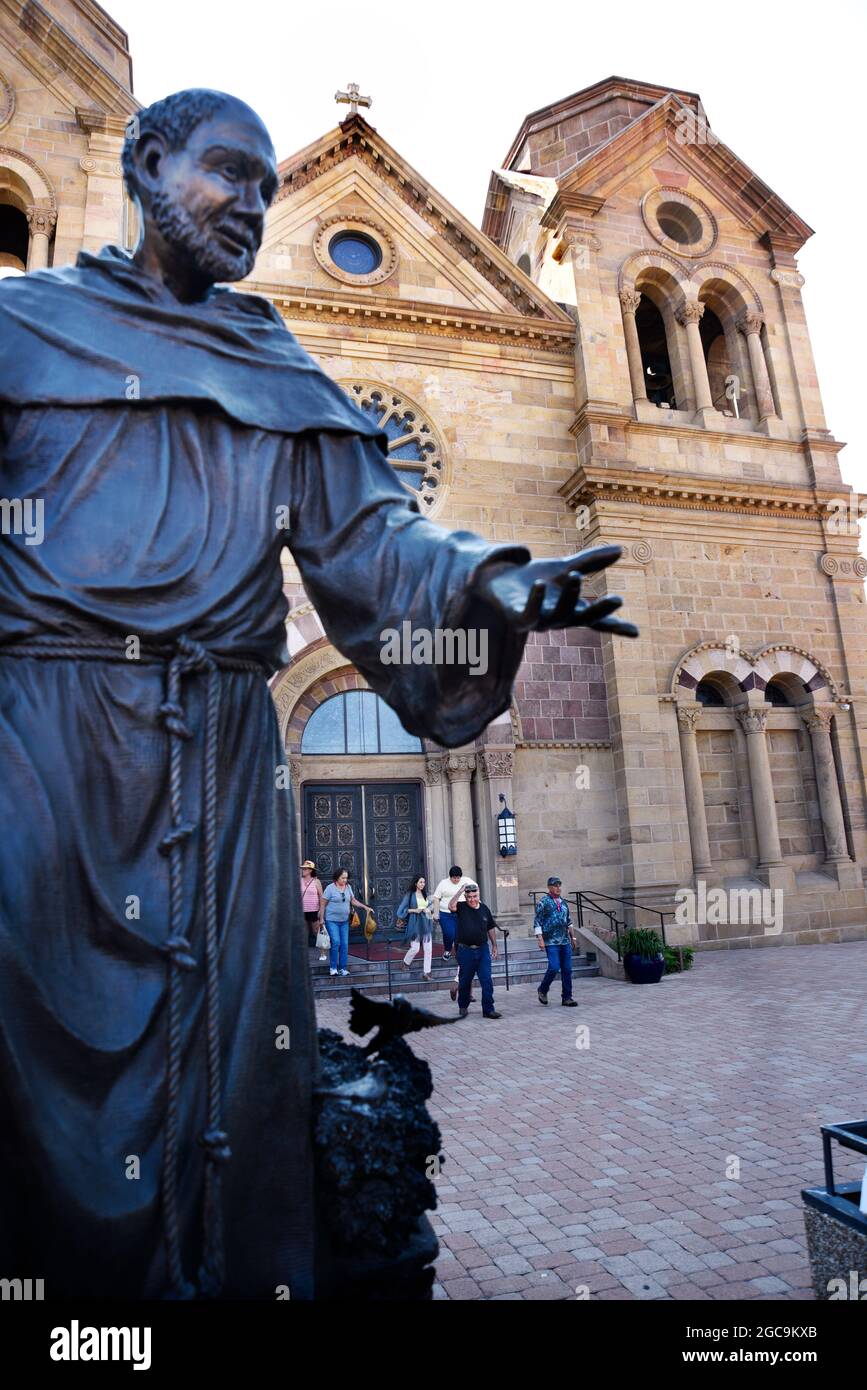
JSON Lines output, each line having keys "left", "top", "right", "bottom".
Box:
{"left": 479, "top": 545, "right": 639, "bottom": 637}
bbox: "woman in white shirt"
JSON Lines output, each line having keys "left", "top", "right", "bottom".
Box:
{"left": 397, "top": 874, "right": 434, "bottom": 980}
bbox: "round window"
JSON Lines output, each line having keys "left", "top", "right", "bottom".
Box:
{"left": 328, "top": 231, "right": 383, "bottom": 276}
{"left": 641, "top": 189, "right": 717, "bottom": 258}
{"left": 656, "top": 201, "right": 704, "bottom": 245}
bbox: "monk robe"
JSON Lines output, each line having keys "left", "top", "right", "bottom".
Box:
{"left": 0, "top": 247, "right": 530, "bottom": 1299}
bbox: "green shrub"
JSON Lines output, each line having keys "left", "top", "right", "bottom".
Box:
{"left": 663, "top": 944, "right": 694, "bottom": 974}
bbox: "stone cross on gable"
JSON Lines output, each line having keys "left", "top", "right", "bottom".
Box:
{"left": 335, "top": 82, "right": 372, "bottom": 117}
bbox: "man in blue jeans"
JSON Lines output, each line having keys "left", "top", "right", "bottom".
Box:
{"left": 534, "top": 876, "right": 578, "bottom": 1006}
{"left": 449, "top": 882, "right": 501, "bottom": 1019}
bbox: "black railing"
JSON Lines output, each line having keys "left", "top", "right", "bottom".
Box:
{"left": 528, "top": 888, "right": 669, "bottom": 952}
{"left": 381, "top": 926, "right": 511, "bottom": 999}
{"left": 496, "top": 925, "right": 510, "bottom": 991}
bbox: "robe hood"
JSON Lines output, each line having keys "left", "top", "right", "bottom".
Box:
{"left": 0, "top": 245, "right": 387, "bottom": 440}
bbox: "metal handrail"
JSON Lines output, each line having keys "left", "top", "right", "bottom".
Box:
{"left": 381, "top": 931, "right": 405, "bottom": 1002}
{"left": 494, "top": 923, "right": 511, "bottom": 991}
{"left": 528, "top": 887, "right": 669, "bottom": 948}
{"left": 579, "top": 890, "right": 667, "bottom": 949}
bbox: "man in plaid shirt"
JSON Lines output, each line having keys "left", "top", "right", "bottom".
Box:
{"left": 534, "top": 876, "right": 578, "bottom": 1007}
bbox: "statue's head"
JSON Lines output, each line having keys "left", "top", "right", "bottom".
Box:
{"left": 122, "top": 89, "right": 277, "bottom": 289}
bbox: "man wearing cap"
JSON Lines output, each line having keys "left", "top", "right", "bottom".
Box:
{"left": 448, "top": 882, "right": 502, "bottom": 1019}
{"left": 534, "top": 877, "right": 578, "bottom": 1007}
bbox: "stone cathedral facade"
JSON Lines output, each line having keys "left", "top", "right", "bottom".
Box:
{"left": 3, "top": 1, "right": 866, "bottom": 949}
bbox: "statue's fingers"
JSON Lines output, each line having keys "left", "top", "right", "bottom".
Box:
{"left": 571, "top": 544, "right": 622, "bottom": 576}
{"left": 575, "top": 595, "right": 624, "bottom": 625}
{"left": 592, "top": 616, "right": 640, "bottom": 637}
{"left": 549, "top": 572, "right": 583, "bottom": 624}
{"left": 519, "top": 579, "right": 546, "bottom": 628}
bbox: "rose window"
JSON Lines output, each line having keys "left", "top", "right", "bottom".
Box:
{"left": 342, "top": 383, "right": 446, "bottom": 513}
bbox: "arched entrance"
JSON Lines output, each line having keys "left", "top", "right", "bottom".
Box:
{"left": 271, "top": 648, "right": 430, "bottom": 937}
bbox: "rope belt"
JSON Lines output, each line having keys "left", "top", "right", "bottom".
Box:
{"left": 1, "top": 634, "right": 268, "bottom": 1299}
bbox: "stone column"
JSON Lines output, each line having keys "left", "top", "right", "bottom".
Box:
{"left": 76, "top": 111, "right": 129, "bottom": 254}
{"left": 25, "top": 207, "right": 56, "bottom": 270}
{"left": 289, "top": 754, "right": 303, "bottom": 862}
{"left": 677, "top": 301, "right": 714, "bottom": 413}
{"left": 736, "top": 708, "right": 785, "bottom": 868}
{"left": 446, "top": 755, "right": 476, "bottom": 885}
{"left": 476, "top": 749, "right": 521, "bottom": 924}
{"left": 676, "top": 706, "right": 714, "bottom": 879}
{"left": 424, "top": 753, "right": 450, "bottom": 880}
{"left": 738, "top": 312, "right": 776, "bottom": 421}
{"left": 801, "top": 707, "right": 850, "bottom": 864}
{"left": 619, "top": 289, "right": 648, "bottom": 403}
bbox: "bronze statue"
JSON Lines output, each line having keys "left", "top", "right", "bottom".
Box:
{"left": 0, "top": 88, "right": 635, "bottom": 1300}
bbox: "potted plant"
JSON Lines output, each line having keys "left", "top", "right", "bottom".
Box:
{"left": 618, "top": 927, "right": 665, "bottom": 984}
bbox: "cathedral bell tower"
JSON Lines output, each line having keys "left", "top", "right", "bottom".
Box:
{"left": 485, "top": 77, "right": 867, "bottom": 940}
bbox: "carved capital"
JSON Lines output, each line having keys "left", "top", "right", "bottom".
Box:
{"left": 25, "top": 206, "right": 56, "bottom": 236}
{"left": 738, "top": 311, "right": 764, "bottom": 337}
{"left": 424, "top": 753, "right": 449, "bottom": 786}
{"left": 289, "top": 754, "right": 303, "bottom": 789}
{"left": 737, "top": 709, "right": 768, "bottom": 736}
{"left": 619, "top": 289, "right": 642, "bottom": 316}
{"left": 446, "top": 755, "right": 476, "bottom": 782}
{"left": 820, "top": 552, "right": 867, "bottom": 580}
{"left": 478, "top": 749, "right": 514, "bottom": 780}
{"left": 676, "top": 706, "right": 702, "bottom": 734}
{"left": 801, "top": 707, "right": 834, "bottom": 736}
{"left": 677, "top": 301, "right": 705, "bottom": 327}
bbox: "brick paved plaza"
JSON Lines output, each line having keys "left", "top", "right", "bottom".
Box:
{"left": 316, "top": 942, "right": 867, "bottom": 1301}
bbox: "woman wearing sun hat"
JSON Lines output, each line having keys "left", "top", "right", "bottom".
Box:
{"left": 300, "top": 859, "right": 326, "bottom": 959}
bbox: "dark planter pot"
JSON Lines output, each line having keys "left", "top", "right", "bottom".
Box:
{"left": 623, "top": 952, "right": 665, "bottom": 984}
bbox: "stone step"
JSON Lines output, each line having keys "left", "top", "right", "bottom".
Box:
{"left": 311, "top": 953, "right": 600, "bottom": 998}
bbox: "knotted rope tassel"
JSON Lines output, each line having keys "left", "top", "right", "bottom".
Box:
{"left": 158, "top": 636, "right": 228, "bottom": 1300}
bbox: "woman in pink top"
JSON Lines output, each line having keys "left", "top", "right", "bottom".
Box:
{"left": 301, "top": 860, "right": 326, "bottom": 959}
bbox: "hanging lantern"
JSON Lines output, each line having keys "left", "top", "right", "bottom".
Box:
{"left": 497, "top": 794, "right": 517, "bottom": 857}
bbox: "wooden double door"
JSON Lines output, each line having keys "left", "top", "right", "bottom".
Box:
{"left": 303, "top": 782, "right": 425, "bottom": 936}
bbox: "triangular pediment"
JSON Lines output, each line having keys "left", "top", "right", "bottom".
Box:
{"left": 546, "top": 94, "right": 812, "bottom": 252}
{"left": 0, "top": 0, "right": 136, "bottom": 120}
{"left": 249, "top": 115, "right": 570, "bottom": 323}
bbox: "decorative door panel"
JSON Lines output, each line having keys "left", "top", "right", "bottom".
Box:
{"left": 363, "top": 784, "right": 424, "bottom": 933}
{"left": 303, "top": 785, "right": 364, "bottom": 890}
{"left": 303, "top": 782, "right": 424, "bottom": 938}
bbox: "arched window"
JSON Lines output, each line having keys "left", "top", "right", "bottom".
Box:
{"left": 0, "top": 199, "right": 27, "bottom": 273}
{"left": 700, "top": 305, "right": 736, "bottom": 413}
{"left": 695, "top": 278, "right": 762, "bottom": 421}
{"left": 301, "top": 690, "right": 422, "bottom": 755}
{"left": 517, "top": 252, "right": 532, "bottom": 276}
{"left": 765, "top": 675, "right": 808, "bottom": 708}
{"left": 695, "top": 679, "right": 727, "bottom": 707}
{"left": 636, "top": 295, "right": 678, "bottom": 408}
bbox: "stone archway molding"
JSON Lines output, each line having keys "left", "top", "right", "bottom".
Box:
{"left": 670, "top": 639, "right": 839, "bottom": 702}
{"left": 0, "top": 146, "right": 56, "bottom": 210}
{"left": 618, "top": 247, "right": 690, "bottom": 295}
{"left": 271, "top": 641, "right": 357, "bottom": 743}
{"left": 687, "top": 260, "right": 763, "bottom": 315}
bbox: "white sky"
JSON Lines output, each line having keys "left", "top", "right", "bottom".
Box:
{"left": 107, "top": 0, "right": 865, "bottom": 511}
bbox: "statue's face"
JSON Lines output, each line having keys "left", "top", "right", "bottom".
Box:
{"left": 145, "top": 102, "right": 277, "bottom": 286}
